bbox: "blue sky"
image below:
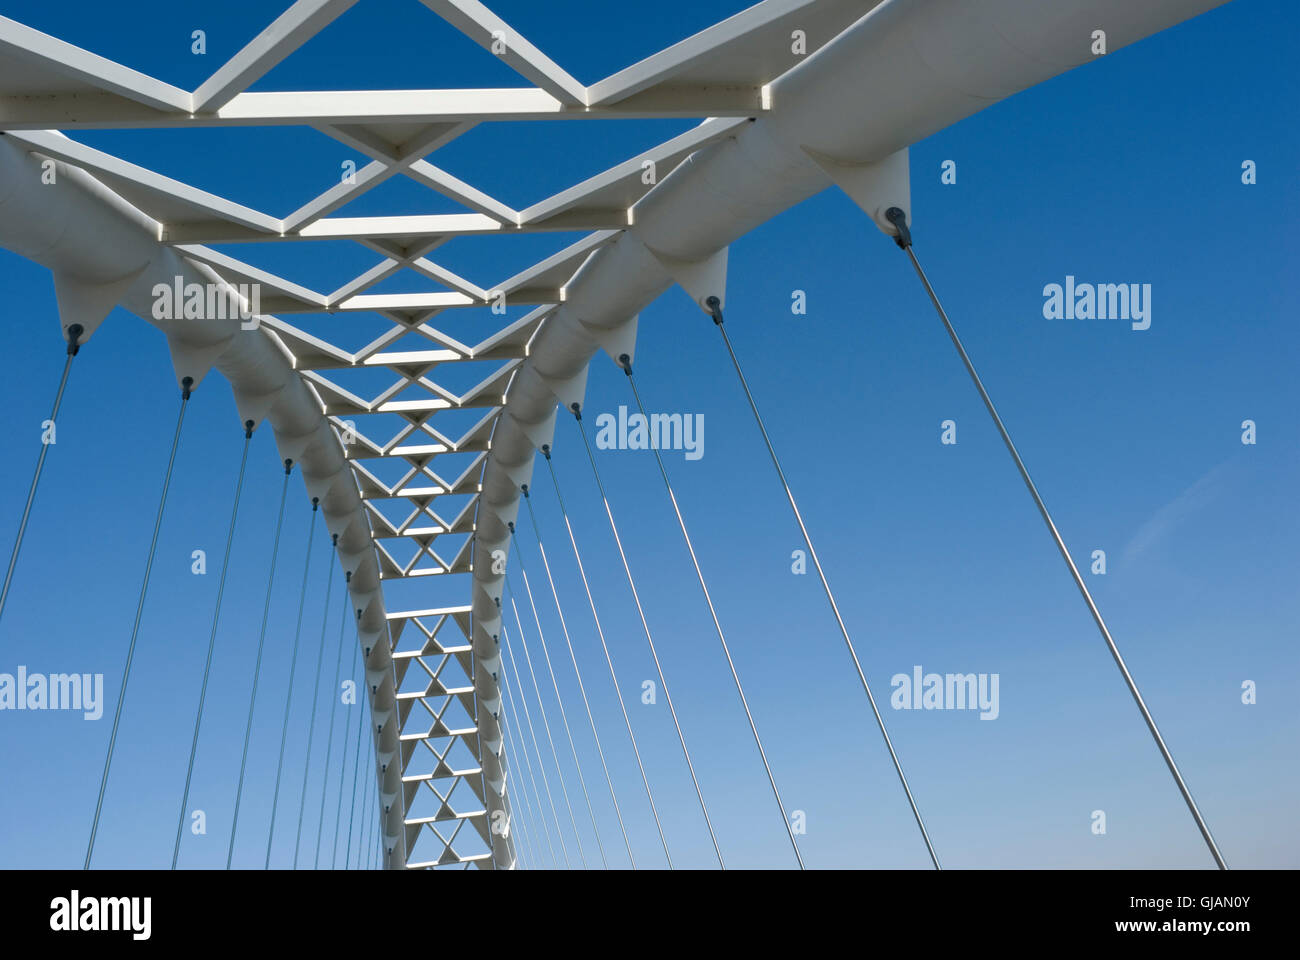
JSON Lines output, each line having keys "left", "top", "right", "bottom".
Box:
{"left": 0, "top": 0, "right": 1296, "bottom": 870}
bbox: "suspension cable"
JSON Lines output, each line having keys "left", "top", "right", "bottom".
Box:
{"left": 315, "top": 576, "right": 351, "bottom": 868}
{"left": 371, "top": 784, "right": 381, "bottom": 871}
{"left": 571, "top": 408, "right": 726, "bottom": 869}
{"left": 376, "top": 747, "right": 386, "bottom": 871}
{"left": 378, "top": 788, "right": 386, "bottom": 870}
{"left": 702, "top": 296, "right": 942, "bottom": 870}
{"left": 619, "top": 358, "right": 805, "bottom": 868}
{"left": 345, "top": 629, "right": 367, "bottom": 869}
{"left": 1, "top": 324, "right": 84, "bottom": 629}
{"left": 499, "top": 627, "right": 559, "bottom": 867}
{"left": 541, "top": 439, "right": 668, "bottom": 868}
{"left": 378, "top": 773, "right": 387, "bottom": 870}
{"left": 361, "top": 732, "right": 378, "bottom": 870}
{"left": 332, "top": 636, "right": 361, "bottom": 868}
{"left": 501, "top": 650, "right": 548, "bottom": 870}
{"left": 171, "top": 420, "right": 254, "bottom": 869}
{"left": 467, "top": 588, "right": 488, "bottom": 864}
{"left": 375, "top": 776, "right": 386, "bottom": 871}
{"left": 505, "top": 560, "right": 587, "bottom": 867}
{"left": 884, "top": 207, "right": 1227, "bottom": 870}
{"left": 519, "top": 492, "right": 615, "bottom": 868}
{"left": 487, "top": 660, "right": 530, "bottom": 868}
{"left": 227, "top": 459, "right": 292, "bottom": 868}
{"left": 496, "top": 709, "right": 533, "bottom": 869}
{"left": 379, "top": 770, "right": 387, "bottom": 868}
{"left": 502, "top": 593, "right": 571, "bottom": 868}
{"left": 365, "top": 792, "right": 376, "bottom": 870}
{"left": 293, "top": 533, "right": 339, "bottom": 867}
{"left": 86, "top": 375, "right": 193, "bottom": 869}
{"left": 265, "top": 498, "right": 320, "bottom": 868}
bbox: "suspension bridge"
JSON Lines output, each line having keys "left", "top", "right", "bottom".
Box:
{"left": 0, "top": 0, "right": 1242, "bottom": 870}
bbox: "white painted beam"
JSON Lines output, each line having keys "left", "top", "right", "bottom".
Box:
{"left": 416, "top": 0, "right": 586, "bottom": 105}
{"left": 585, "top": 0, "right": 817, "bottom": 106}
{"left": 0, "top": 15, "right": 192, "bottom": 113}
{"left": 7, "top": 130, "right": 281, "bottom": 235}
{"left": 192, "top": 0, "right": 361, "bottom": 112}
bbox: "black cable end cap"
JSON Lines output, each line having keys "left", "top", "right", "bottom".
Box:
{"left": 284, "top": 458, "right": 293, "bottom": 475}
{"left": 570, "top": 401, "right": 581, "bottom": 421}
{"left": 244, "top": 419, "right": 255, "bottom": 439}
{"left": 181, "top": 375, "right": 195, "bottom": 400}
{"left": 617, "top": 353, "right": 632, "bottom": 375}
{"left": 312, "top": 496, "right": 320, "bottom": 511}
{"left": 705, "top": 295, "right": 723, "bottom": 325}
{"left": 885, "top": 207, "right": 912, "bottom": 249}
{"left": 541, "top": 443, "right": 551, "bottom": 460}
{"left": 65, "top": 323, "right": 84, "bottom": 356}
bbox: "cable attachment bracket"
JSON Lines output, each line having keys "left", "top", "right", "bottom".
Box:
{"left": 885, "top": 207, "right": 912, "bottom": 250}
{"left": 66, "top": 323, "right": 84, "bottom": 357}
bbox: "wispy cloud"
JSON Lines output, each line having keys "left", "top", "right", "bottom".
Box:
{"left": 1121, "top": 459, "right": 1237, "bottom": 566}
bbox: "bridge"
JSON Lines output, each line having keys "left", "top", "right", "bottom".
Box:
{"left": 0, "top": 0, "right": 1248, "bottom": 870}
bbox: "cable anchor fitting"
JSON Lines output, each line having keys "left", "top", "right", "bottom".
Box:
{"left": 885, "top": 207, "right": 912, "bottom": 250}
{"left": 66, "top": 323, "right": 84, "bottom": 357}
